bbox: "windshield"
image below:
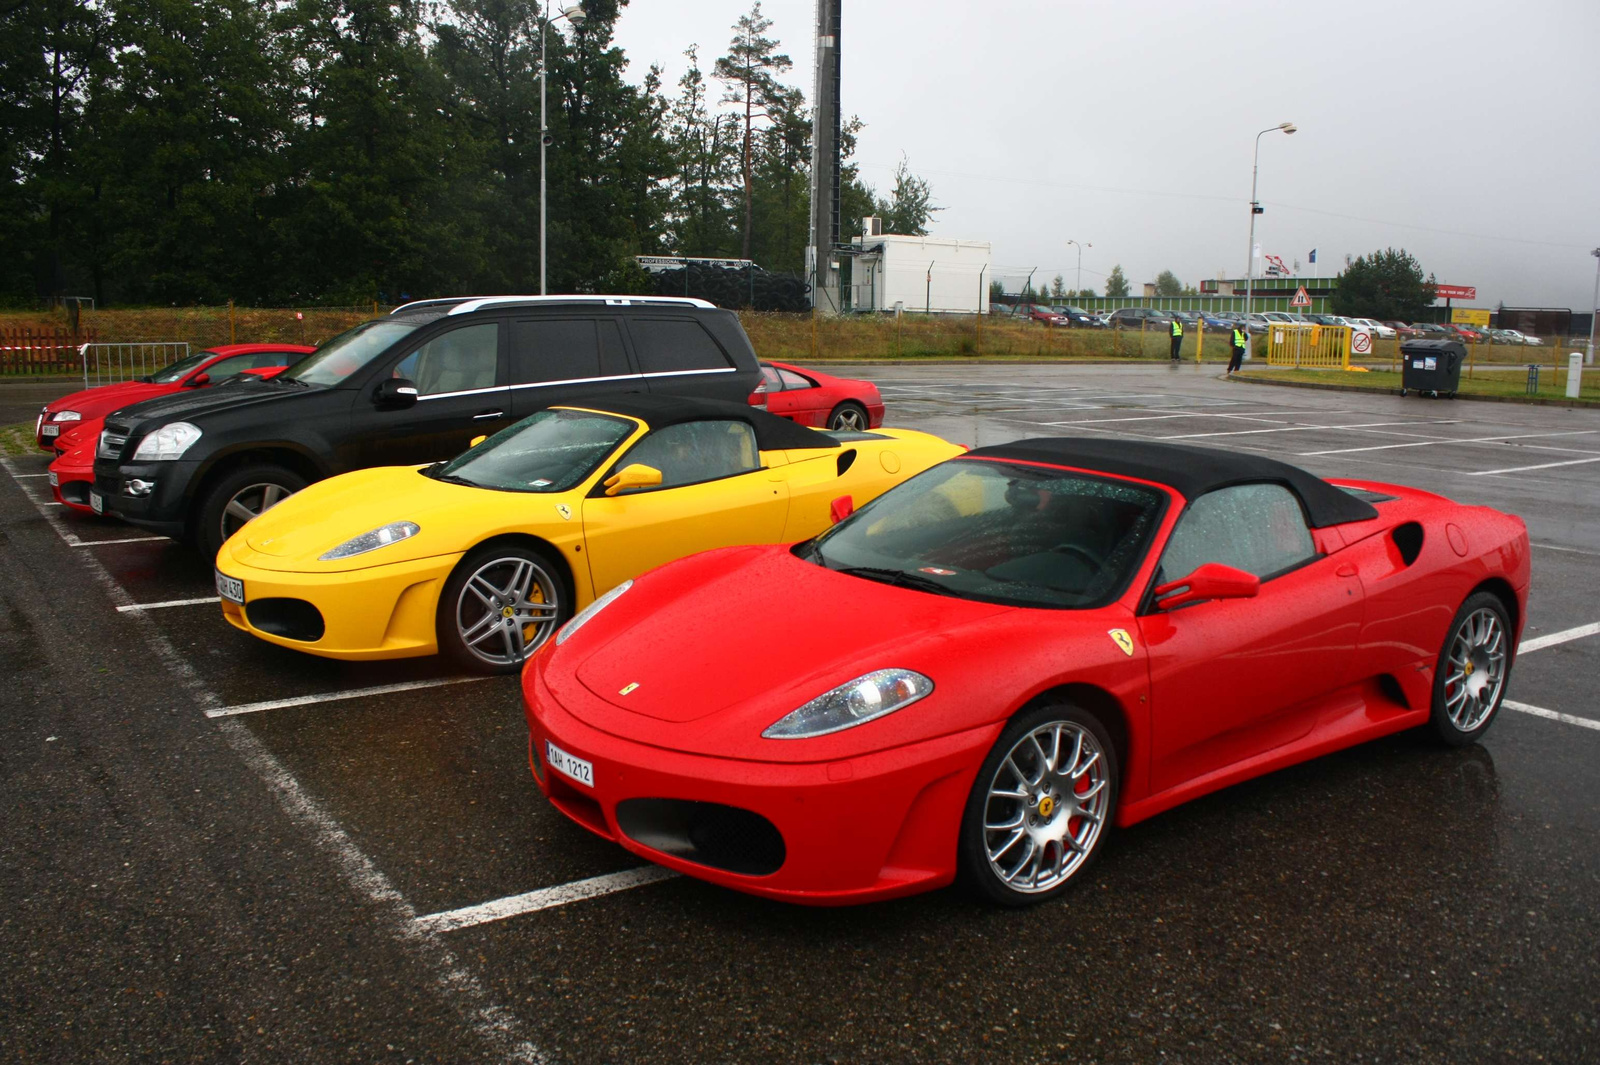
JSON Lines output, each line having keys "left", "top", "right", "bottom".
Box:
{"left": 429, "top": 408, "right": 636, "bottom": 492}
{"left": 804, "top": 459, "right": 1165, "bottom": 608}
{"left": 280, "top": 320, "right": 419, "bottom": 387}
{"left": 149, "top": 351, "right": 214, "bottom": 384}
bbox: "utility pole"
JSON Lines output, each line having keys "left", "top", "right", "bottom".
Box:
{"left": 807, "top": 0, "right": 843, "bottom": 314}
{"left": 1588, "top": 247, "right": 1599, "bottom": 367}
{"left": 1246, "top": 122, "right": 1295, "bottom": 322}
{"left": 1067, "top": 240, "right": 1090, "bottom": 296}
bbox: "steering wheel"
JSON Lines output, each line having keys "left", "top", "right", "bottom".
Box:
{"left": 1052, "top": 543, "right": 1106, "bottom": 571}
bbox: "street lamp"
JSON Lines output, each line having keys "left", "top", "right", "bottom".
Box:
{"left": 1588, "top": 247, "right": 1599, "bottom": 367}
{"left": 540, "top": 4, "right": 586, "bottom": 295}
{"left": 1245, "top": 121, "right": 1296, "bottom": 322}
{"left": 1066, "top": 240, "right": 1092, "bottom": 296}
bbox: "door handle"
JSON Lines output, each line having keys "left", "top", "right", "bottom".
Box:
{"left": 1335, "top": 563, "right": 1357, "bottom": 577}
{"left": 472, "top": 410, "right": 505, "bottom": 420}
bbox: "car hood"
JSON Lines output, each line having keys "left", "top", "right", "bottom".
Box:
{"left": 48, "top": 381, "right": 173, "bottom": 418}
{"left": 107, "top": 377, "right": 317, "bottom": 428}
{"left": 547, "top": 545, "right": 1011, "bottom": 760}
{"left": 225, "top": 465, "right": 545, "bottom": 572}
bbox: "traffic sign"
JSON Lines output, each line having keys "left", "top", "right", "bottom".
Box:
{"left": 1351, "top": 330, "right": 1372, "bottom": 355}
{"left": 1289, "top": 285, "right": 1311, "bottom": 308}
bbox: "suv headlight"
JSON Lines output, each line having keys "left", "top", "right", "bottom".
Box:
{"left": 320, "top": 521, "right": 420, "bottom": 561}
{"left": 132, "top": 421, "right": 202, "bottom": 461}
{"left": 555, "top": 580, "right": 632, "bottom": 646}
{"left": 54, "top": 410, "right": 81, "bottom": 422}
{"left": 762, "top": 669, "right": 933, "bottom": 739}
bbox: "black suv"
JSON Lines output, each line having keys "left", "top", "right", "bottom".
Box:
{"left": 92, "top": 296, "right": 762, "bottom": 558}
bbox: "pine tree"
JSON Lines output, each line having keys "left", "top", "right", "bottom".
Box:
{"left": 1105, "top": 264, "right": 1130, "bottom": 297}
{"left": 713, "top": 2, "right": 790, "bottom": 260}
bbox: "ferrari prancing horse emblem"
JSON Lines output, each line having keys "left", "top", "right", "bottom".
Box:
{"left": 618, "top": 682, "right": 640, "bottom": 696}
{"left": 1108, "top": 629, "right": 1134, "bottom": 657}
{"left": 555, "top": 503, "right": 572, "bottom": 521}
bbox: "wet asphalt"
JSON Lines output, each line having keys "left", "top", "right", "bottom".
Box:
{"left": 2, "top": 362, "right": 1597, "bottom": 1064}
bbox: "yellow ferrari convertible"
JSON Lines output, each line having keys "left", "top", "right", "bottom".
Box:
{"left": 215, "top": 395, "right": 964, "bottom": 672}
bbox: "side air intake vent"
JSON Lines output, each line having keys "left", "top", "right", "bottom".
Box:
{"left": 1392, "top": 522, "right": 1424, "bottom": 566}
{"left": 836, "top": 449, "right": 857, "bottom": 476}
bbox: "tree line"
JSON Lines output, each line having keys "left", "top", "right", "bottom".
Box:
{"left": 0, "top": 0, "right": 936, "bottom": 307}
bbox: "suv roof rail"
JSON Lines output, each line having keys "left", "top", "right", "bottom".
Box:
{"left": 388, "top": 295, "right": 718, "bottom": 316}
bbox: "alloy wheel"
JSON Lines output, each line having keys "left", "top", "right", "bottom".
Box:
{"left": 830, "top": 406, "right": 866, "bottom": 431}
{"left": 454, "top": 556, "right": 561, "bottom": 668}
{"left": 221, "top": 482, "right": 294, "bottom": 541}
{"left": 982, "top": 720, "right": 1110, "bottom": 894}
{"left": 1442, "top": 607, "right": 1507, "bottom": 732}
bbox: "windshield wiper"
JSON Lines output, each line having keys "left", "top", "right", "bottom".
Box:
{"left": 831, "top": 565, "right": 959, "bottom": 596}
{"left": 432, "top": 472, "right": 479, "bottom": 488}
{"left": 270, "top": 375, "right": 310, "bottom": 387}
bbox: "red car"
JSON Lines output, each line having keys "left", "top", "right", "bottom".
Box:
{"left": 524, "top": 438, "right": 1528, "bottom": 906}
{"left": 1023, "top": 304, "right": 1068, "bottom": 327}
{"left": 35, "top": 343, "right": 316, "bottom": 450}
{"left": 46, "top": 361, "right": 307, "bottom": 514}
{"left": 752, "top": 361, "right": 884, "bottom": 431}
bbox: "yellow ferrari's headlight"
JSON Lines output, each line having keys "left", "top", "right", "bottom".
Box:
{"left": 320, "top": 521, "right": 420, "bottom": 561}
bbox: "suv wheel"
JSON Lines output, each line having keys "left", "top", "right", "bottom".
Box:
{"left": 197, "top": 464, "right": 307, "bottom": 562}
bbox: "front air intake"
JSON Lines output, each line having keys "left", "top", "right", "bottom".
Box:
{"left": 616, "top": 798, "right": 785, "bottom": 876}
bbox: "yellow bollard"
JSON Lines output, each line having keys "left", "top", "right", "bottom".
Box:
{"left": 1195, "top": 317, "right": 1204, "bottom": 364}
{"left": 228, "top": 298, "right": 235, "bottom": 345}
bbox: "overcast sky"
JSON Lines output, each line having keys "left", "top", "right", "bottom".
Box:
{"left": 608, "top": 0, "right": 1600, "bottom": 311}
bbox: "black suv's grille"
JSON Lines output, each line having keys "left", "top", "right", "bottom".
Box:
{"left": 98, "top": 422, "right": 131, "bottom": 461}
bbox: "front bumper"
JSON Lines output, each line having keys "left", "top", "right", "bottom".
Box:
{"left": 92, "top": 458, "right": 199, "bottom": 536}
{"left": 523, "top": 657, "right": 999, "bottom": 905}
{"left": 216, "top": 547, "right": 461, "bottom": 660}
{"left": 50, "top": 457, "right": 95, "bottom": 513}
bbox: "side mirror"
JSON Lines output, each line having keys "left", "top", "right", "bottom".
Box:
{"left": 603, "top": 463, "right": 662, "bottom": 497}
{"left": 469, "top": 434, "right": 487, "bottom": 448}
{"left": 375, "top": 378, "right": 419, "bottom": 409}
{"left": 184, "top": 372, "right": 210, "bottom": 388}
{"left": 1152, "top": 562, "right": 1260, "bottom": 610}
{"left": 829, "top": 494, "right": 854, "bottom": 524}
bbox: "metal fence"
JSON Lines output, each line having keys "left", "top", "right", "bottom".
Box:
{"left": 1267, "top": 324, "right": 1351, "bottom": 368}
{"left": 81, "top": 342, "right": 190, "bottom": 388}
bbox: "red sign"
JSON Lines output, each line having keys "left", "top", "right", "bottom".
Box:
{"left": 1434, "top": 284, "right": 1476, "bottom": 300}
{"left": 1289, "top": 285, "right": 1311, "bottom": 307}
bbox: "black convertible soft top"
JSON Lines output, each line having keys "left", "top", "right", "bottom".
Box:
{"left": 554, "top": 393, "right": 839, "bottom": 452}
{"left": 966, "top": 437, "right": 1378, "bottom": 528}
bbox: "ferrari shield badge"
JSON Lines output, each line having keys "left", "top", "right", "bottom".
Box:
{"left": 1108, "top": 629, "right": 1135, "bottom": 657}
{"left": 555, "top": 503, "right": 572, "bottom": 521}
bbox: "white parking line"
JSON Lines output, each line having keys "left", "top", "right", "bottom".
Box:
{"left": 12, "top": 472, "right": 50, "bottom": 478}
{"left": 116, "top": 596, "right": 222, "bottom": 612}
{"left": 1469, "top": 456, "right": 1600, "bottom": 476}
{"left": 1159, "top": 419, "right": 1451, "bottom": 441}
{"left": 1519, "top": 622, "right": 1600, "bottom": 655}
{"left": 205, "top": 676, "right": 492, "bottom": 718}
{"left": 74, "top": 535, "right": 170, "bottom": 546}
{"left": 1504, "top": 701, "right": 1600, "bottom": 731}
{"left": 415, "top": 867, "right": 680, "bottom": 934}
{"left": 1300, "top": 429, "right": 1600, "bottom": 457}
{"left": 1534, "top": 543, "right": 1600, "bottom": 558}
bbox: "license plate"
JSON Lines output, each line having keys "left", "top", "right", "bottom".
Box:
{"left": 215, "top": 570, "right": 245, "bottom": 605}
{"left": 90, "top": 490, "right": 103, "bottom": 515}
{"left": 41, "top": 424, "right": 59, "bottom": 438}
{"left": 544, "top": 740, "right": 594, "bottom": 788}
{"left": 47, "top": 471, "right": 58, "bottom": 487}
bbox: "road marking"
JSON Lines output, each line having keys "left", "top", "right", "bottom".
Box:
{"left": 205, "top": 676, "right": 492, "bottom": 718}
{"left": 1533, "top": 542, "right": 1600, "bottom": 558}
{"left": 415, "top": 867, "right": 680, "bottom": 934}
{"left": 1519, "top": 622, "right": 1600, "bottom": 654}
{"left": 1300, "top": 429, "right": 1600, "bottom": 457}
{"left": 74, "top": 535, "right": 171, "bottom": 546}
{"left": 116, "top": 596, "right": 221, "bottom": 612}
{"left": 13, "top": 472, "right": 50, "bottom": 478}
{"left": 1503, "top": 700, "right": 1600, "bottom": 732}
{"left": 1469, "top": 456, "right": 1600, "bottom": 476}
{"left": 1159, "top": 419, "right": 1447, "bottom": 441}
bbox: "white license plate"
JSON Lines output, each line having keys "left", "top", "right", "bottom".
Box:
{"left": 215, "top": 570, "right": 245, "bottom": 605}
{"left": 544, "top": 740, "right": 594, "bottom": 788}
{"left": 89, "top": 489, "right": 103, "bottom": 515}
{"left": 47, "top": 471, "right": 58, "bottom": 487}
{"left": 41, "top": 424, "right": 59, "bottom": 438}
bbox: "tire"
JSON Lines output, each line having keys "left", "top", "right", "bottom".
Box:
{"left": 1429, "top": 591, "right": 1513, "bottom": 746}
{"left": 196, "top": 464, "right": 307, "bottom": 562}
{"left": 827, "top": 401, "right": 869, "bottom": 432}
{"left": 437, "top": 542, "right": 570, "bottom": 674}
{"left": 957, "top": 703, "right": 1118, "bottom": 906}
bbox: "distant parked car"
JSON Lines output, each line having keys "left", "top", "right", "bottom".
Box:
{"left": 1346, "top": 318, "right": 1397, "bottom": 338}
{"left": 1260, "top": 311, "right": 1298, "bottom": 324}
{"left": 1240, "top": 313, "right": 1272, "bottom": 334}
{"left": 1445, "top": 323, "right": 1491, "bottom": 343}
{"left": 1020, "top": 305, "right": 1069, "bottom": 327}
{"left": 1413, "top": 323, "right": 1455, "bottom": 339}
{"left": 1384, "top": 321, "right": 1424, "bottom": 338}
{"left": 1498, "top": 329, "right": 1543, "bottom": 346}
{"left": 1050, "top": 305, "right": 1105, "bottom": 328}
{"left": 1106, "top": 307, "right": 1175, "bottom": 329}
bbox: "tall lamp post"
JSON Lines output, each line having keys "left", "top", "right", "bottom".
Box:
{"left": 1588, "top": 247, "right": 1599, "bottom": 366}
{"left": 1245, "top": 122, "right": 1296, "bottom": 322}
{"left": 540, "top": 4, "right": 586, "bottom": 295}
{"left": 1066, "top": 239, "right": 1092, "bottom": 296}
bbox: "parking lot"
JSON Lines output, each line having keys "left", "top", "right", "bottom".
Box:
{"left": 3, "top": 361, "right": 1598, "bottom": 1063}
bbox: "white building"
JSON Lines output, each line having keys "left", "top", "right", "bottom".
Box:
{"left": 849, "top": 218, "right": 991, "bottom": 314}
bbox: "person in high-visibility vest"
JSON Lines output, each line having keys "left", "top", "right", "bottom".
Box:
{"left": 1228, "top": 325, "right": 1248, "bottom": 375}
{"left": 1169, "top": 316, "right": 1184, "bottom": 361}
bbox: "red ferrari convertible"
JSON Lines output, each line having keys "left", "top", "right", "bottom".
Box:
{"left": 752, "top": 361, "right": 884, "bottom": 431}
{"left": 523, "top": 439, "right": 1529, "bottom": 906}
{"left": 35, "top": 343, "right": 315, "bottom": 450}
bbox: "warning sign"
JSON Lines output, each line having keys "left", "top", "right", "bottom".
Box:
{"left": 1289, "top": 285, "right": 1311, "bottom": 308}
{"left": 1351, "top": 330, "right": 1372, "bottom": 355}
